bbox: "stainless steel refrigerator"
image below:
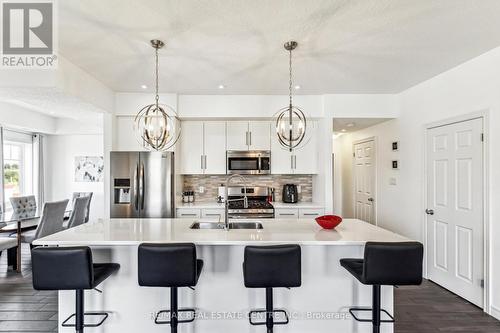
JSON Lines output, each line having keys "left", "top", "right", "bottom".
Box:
{"left": 110, "top": 151, "right": 174, "bottom": 218}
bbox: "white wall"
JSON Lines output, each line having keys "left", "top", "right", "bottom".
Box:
{"left": 0, "top": 102, "right": 56, "bottom": 133}
{"left": 335, "top": 120, "right": 399, "bottom": 225}
{"left": 330, "top": 46, "right": 500, "bottom": 318}
{"left": 44, "top": 134, "right": 104, "bottom": 221}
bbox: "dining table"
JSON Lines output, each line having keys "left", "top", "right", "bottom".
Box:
{"left": 0, "top": 208, "right": 72, "bottom": 273}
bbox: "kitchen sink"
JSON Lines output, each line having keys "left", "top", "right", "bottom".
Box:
{"left": 189, "top": 221, "right": 264, "bottom": 230}
{"left": 190, "top": 222, "right": 225, "bottom": 230}
{"left": 228, "top": 221, "right": 263, "bottom": 230}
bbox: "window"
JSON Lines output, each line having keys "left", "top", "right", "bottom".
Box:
{"left": 2, "top": 131, "right": 34, "bottom": 211}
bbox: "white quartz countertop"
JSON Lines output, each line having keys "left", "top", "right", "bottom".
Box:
{"left": 176, "top": 202, "right": 325, "bottom": 209}
{"left": 33, "top": 218, "right": 408, "bottom": 246}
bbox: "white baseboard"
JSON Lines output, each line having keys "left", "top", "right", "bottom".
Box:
{"left": 490, "top": 304, "right": 500, "bottom": 321}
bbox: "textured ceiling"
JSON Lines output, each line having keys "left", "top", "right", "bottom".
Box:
{"left": 58, "top": 0, "right": 500, "bottom": 94}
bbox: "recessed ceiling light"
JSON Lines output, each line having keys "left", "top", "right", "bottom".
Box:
{"left": 218, "top": 84, "right": 226, "bottom": 89}
{"left": 49, "top": 111, "right": 55, "bottom": 115}
{"left": 140, "top": 84, "right": 148, "bottom": 89}
{"left": 294, "top": 85, "right": 301, "bottom": 90}
{"left": 341, "top": 129, "right": 347, "bottom": 132}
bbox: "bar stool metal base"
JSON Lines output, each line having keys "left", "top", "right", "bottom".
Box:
{"left": 349, "top": 308, "right": 394, "bottom": 323}
{"left": 249, "top": 309, "right": 289, "bottom": 326}
{"left": 61, "top": 312, "right": 109, "bottom": 328}
{"left": 154, "top": 308, "right": 196, "bottom": 325}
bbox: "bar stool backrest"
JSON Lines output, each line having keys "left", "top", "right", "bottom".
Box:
{"left": 363, "top": 241, "right": 423, "bottom": 285}
{"left": 243, "top": 244, "right": 301, "bottom": 288}
{"left": 138, "top": 243, "right": 198, "bottom": 287}
{"left": 32, "top": 246, "right": 94, "bottom": 290}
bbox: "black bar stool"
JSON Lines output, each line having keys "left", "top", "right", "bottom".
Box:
{"left": 31, "top": 246, "right": 120, "bottom": 333}
{"left": 243, "top": 244, "right": 301, "bottom": 333}
{"left": 138, "top": 243, "right": 203, "bottom": 333}
{"left": 340, "top": 241, "right": 423, "bottom": 333}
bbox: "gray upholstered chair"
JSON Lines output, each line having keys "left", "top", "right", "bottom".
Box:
{"left": 10, "top": 195, "right": 37, "bottom": 211}
{"left": 72, "top": 192, "right": 93, "bottom": 223}
{"left": 66, "top": 196, "right": 91, "bottom": 229}
{"left": 18, "top": 199, "right": 69, "bottom": 244}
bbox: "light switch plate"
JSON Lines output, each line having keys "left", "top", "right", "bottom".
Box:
{"left": 198, "top": 186, "right": 205, "bottom": 193}
{"left": 297, "top": 185, "right": 302, "bottom": 193}
{"left": 389, "top": 177, "right": 397, "bottom": 185}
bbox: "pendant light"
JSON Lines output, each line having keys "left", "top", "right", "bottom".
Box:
{"left": 274, "top": 41, "right": 307, "bottom": 152}
{"left": 134, "top": 39, "right": 180, "bottom": 151}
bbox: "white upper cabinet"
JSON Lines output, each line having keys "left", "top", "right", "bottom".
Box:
{"left": 271, "top": 135, "right": 294, "bottom": 174}
{"left": 294, "top": 121, "right": 317, "bottom": 174}
{"left": 248, "top": 121, "right": 271, "bottom": 150}
{"left": 180, "top": 121, "right": 226, "bottom": 175}
{"left": 203, "top": 121, "right": 226, "bottom": 174}
{"left": 179, "top": 121, "right": 204, "bottom": 174}
{"left": 226, "top": 121, "right": 249, "bottom": 151}
{"left": 227, "top": 121, "right": 270, "bottom": 151}
{"left": 270, "top": 120, "right": 317, "bottom": 174}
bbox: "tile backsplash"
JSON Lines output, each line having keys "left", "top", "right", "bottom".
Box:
{"left": 183, "top": 175, "right": 313, "bottom": 202}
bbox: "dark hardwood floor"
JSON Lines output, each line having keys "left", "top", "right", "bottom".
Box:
{"left": 0, "top": 244, "right": 498, "bottom": 332}
{"left": 0, "top": 244, "right": 57, "bottom": 332}
{"left": 395, "top": 280, "right": 500, "bottom": 333}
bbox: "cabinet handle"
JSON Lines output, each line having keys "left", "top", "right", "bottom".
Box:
{"left": 245, "top": 132, "right": 249, "bottom": 146}
{"left": 203, "top": 155, "right": 207, "bottom": 170}
{"left": 279, "top": 213, "right": 296, "bottom": 216}
{"left": 205, "top": 214, "right": 220, "bottom": 216}
{"left": 293, "top": 155, "right": 297, "bottom": 169}
{"left": 181, "top": 214, "right": 197, "bottom": 217}
{"left": 249, "top": 131, "right": 252, "bottom": 146}
{"left": 201, "top": 155, "right": 204, "bottom": 170}
{"left": 291, "top": 155, "right": 294, "bottom": 169}
{"left": 303, "top": 213, "right": 319, "bottom": 216}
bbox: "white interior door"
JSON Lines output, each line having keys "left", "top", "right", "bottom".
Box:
{"left": 353, "top": 140, "right": 376, "bottom": 224}
{"left": 426, "top": 117, "right": 484, "bottom": 307}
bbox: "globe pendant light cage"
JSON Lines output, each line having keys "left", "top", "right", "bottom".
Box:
{"left": 273, "top": 40, "right": 309, "bottom": 152}
{"left": 274, "top": 105, "right": 308, "bottom": 152}
{"left": 134, "top": 102, "right": 181, "bottom": 151}
{"left": 134, "top": 39, "right": 181, "bottom": 151}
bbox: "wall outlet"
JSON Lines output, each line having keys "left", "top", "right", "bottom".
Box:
{"left": 198, "top": 186, "right": 205, "bottom": 194}
{"left": 297, "top": 185, "right": 302, "bottom": 193}
{"left": 389, "top": 177, "right": 397, "bottom": 186}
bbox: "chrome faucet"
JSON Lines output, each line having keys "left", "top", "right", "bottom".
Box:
{"left": 224, "top": 174, "right": 248, "bottom": 230}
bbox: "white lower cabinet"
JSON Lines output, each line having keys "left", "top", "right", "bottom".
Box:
{"left": 275, "top": 207, "right": 324, "bottom": 219}
{"left": 176, "top": 208, "right": 201, "bottom": 218}
{"left": 298, "top": 208, "right": 324, "bottom": 218}
{"left": 201, "top": 209, "right": 224, "bottom": 221}
{"left": 275, "top": 208, "right": 299, "bottom": 218}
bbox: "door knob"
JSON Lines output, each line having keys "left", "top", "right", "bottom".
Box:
{"left": 425, "top": 209, "right": 434, "bottom": 215}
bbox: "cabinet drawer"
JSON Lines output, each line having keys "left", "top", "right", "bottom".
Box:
{"left": 299, "top": 209, "right": 324, "bottom": 218}
{"left": 201, "top": 209, "right": 224, "bottom": 220}
{"left": 275, "top": 208, "right": 299, "bottom": 218}
{"left": 176, "top": 208, "right": 201, "bottom": 218}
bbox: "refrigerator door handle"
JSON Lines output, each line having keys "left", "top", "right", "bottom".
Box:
{"left": 134, "top": 163, "right": 139, "bottom": 210}
{"left": 139, "top": 162, "right": 145, "bottom": 210}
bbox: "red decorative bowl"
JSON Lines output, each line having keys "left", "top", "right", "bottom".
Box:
{"left": 315, "top": 215, "right": 342, "bottom": 229}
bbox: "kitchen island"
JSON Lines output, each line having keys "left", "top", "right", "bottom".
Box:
{"left": 34, "top": 218, "right": 408, "bottom": 333}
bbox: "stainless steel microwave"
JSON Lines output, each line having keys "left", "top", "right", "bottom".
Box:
{"left": 227, "top": 151, "right": 271, "bottom": 175}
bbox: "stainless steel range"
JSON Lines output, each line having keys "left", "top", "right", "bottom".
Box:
{"left": 227, "top": 186, "right": 274, "bottom": 219}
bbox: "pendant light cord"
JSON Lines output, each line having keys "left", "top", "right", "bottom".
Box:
{"left": 289, "top": 49, "right": 293, "bottom": 107}
{"left": 155, "top": 47, "right": 159, "bottom": 108}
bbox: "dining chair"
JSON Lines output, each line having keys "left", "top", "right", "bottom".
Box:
{"left": 72, "top": 192, "right": 93, "bottom": 223}
{"left": 10, "top": 195, "right": 37, "bottom": 211}
{"left": 17, "top": 199, "right": 69, "bottom": 245}
{"left": 67, "top": 196, "right": 91, "bottom": 229}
